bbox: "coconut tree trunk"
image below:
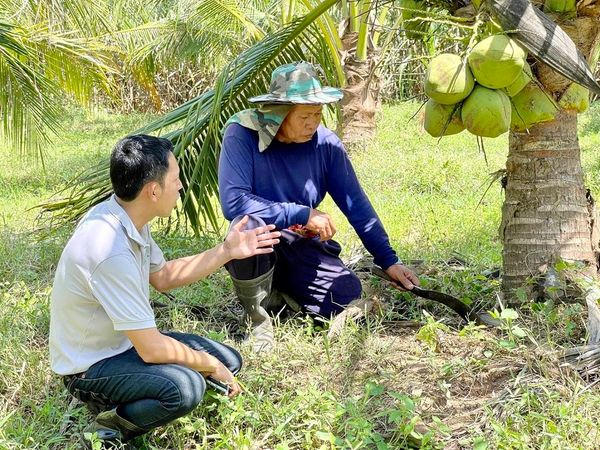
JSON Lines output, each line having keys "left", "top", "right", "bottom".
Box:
{"left": 338, "top": 30, "right": 381, "bottom": 145}
{"left": 501, "top": 111, "right": 597, "bottom": 297}
{"left": 500, "top": 10, "right": 600, "bottom": 301}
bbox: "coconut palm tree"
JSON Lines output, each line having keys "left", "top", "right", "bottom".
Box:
{"left": 106, "top": 0, "right": 280, "bottom": 111}
{"left": 0, "top": 0, "right": 115, "bottom": 159}
{"left": 488, "top": 0, "right": 600, "bottom": 302}
{"left": 388, "top": 0, "right": 600, "bottom": 306}
{"left": 488, "top": 0, "right": 600, "bottom": 359}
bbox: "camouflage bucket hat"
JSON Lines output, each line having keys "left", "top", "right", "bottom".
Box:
{"left": 224, "top": 104, "right": 294, "bottom": 152}
{"left": 248, "top": 62, "right": 343, "bottom": 104}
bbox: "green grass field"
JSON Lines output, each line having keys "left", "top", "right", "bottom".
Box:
{"left": 1, "top": 103, "right": 600, "bottom": 449}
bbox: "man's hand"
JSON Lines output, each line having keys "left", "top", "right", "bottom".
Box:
{"left": 305, "top": 209, "right": 336, "bottom": 241}
{"left": 385, "top": 264, "right": 420, "bottom": 291}
{"left": 205, "top": 362, "right": 241, "bottom": 397}
{"left": 125, "top": 329, "right": 241, "bottom": 397}
{"left": 224, "top": 215, "right": 280, "bottom": 260}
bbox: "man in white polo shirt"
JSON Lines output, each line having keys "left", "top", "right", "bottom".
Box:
{"left": 49, "top": 134, "right": 280, "bottom": 448}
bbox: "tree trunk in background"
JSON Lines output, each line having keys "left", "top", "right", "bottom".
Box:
{"left": 500, "top": 11, "right": 600, "bottom": 301}
{"left": 338, "top": 30, "right": 380, "bottom": 145}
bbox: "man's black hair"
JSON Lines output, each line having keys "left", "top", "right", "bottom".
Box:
{"left": 110, "top": 134, "right": 173, "bottom": 201}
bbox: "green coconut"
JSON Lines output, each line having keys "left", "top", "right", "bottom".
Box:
{"left": 423, "top": 99, "right": 465, "bottom": 137}
{"left": 544, "top": 0, "right": 576, "bottom": 14}
{"left": 425, "top": 53, "right": 475, "bottom": 105}
{"left": 468, "top": 35, "right": 526, "bottom": 89}
{"left": 461, "top": 85, "right": 511, "bottom": 138}
{"left": 504, "top": 62, "right": 533, "bottom": 97}
{"left": 511, "top": 83, "right": 558, "bottom": 131}
{"left": 558, "top": 83, "right": 589, "bottom": 113}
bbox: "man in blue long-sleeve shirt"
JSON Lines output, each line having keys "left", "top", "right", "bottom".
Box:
{"left": 219, "top": 62, "right": 419, "bottom": 352}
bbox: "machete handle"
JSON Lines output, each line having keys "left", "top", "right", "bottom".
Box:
{"left": 370, "top": 265, "right": 395, "bottom": 283}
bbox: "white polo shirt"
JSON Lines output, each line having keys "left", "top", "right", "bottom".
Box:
{"left": 49, "top": 195, "right": 166, "bottom": 375}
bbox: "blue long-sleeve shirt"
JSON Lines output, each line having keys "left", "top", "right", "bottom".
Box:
{"left": 218, "top": 123, "right": 398, "bottom": 269}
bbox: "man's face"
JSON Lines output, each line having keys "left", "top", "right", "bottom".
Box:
{"left": 155, "top": 152, "right": 183, "bottom": 217}
{"left": 278, "top": 104, "right": 323, "bottom": 143}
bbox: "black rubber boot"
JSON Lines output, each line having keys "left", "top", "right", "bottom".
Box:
{"left": 231, "top": 266, "right": 276, "bottom": 352}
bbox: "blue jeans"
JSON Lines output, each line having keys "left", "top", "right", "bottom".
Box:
{"left": 64, "top": 332, "right": 242, "bottom": 430}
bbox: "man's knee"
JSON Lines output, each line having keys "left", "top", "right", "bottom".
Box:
{"left": 164, "top": 332, "right": 243, "bottom": 373}
{"left": 226, "top": 346, "right": 243, "bottom": 375}
{"left": 327, "top": 270, "right": 362, "bottom": 313}
{"left": 162, "top": 367, "right": 206, "bottom": 415}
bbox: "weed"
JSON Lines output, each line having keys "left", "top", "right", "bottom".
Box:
{"left": 2, "top": 103, "right": 600, "bottom": 449}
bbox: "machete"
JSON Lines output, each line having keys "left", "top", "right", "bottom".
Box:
{"left": 371, "top": 265, "right": 500, "bottom": 327}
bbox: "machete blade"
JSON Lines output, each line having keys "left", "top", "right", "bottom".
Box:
{"left": 370, "top": 265, "right": 500, "bottom": 327}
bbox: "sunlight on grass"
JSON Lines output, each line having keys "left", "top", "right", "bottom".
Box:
{"left": 1, "top": 103, "right": 600, "bottom": 449}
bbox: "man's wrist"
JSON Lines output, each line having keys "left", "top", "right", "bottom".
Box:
{"left": 383, "top": 259, "right": 403, "bottom": 271}
{"left": 217, "top": 241, "right": 233, "bottom": 263}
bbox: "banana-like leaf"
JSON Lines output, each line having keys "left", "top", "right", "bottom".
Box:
{"left": 38, "top": 0, "right": 342, "bottom": 232}
{"left": 487, "top": 0, "right": 600, "bottom": 95}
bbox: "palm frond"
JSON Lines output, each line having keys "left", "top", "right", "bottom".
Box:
{"left": 27, "top": 24, "right": 116, "bottom": 107}
{"left": 109, "top": 0, "right": 273, "bottom": 110}
{"left": 1, "top": 0, "right": 113, "bottom": 36}
{"left": 0, "top": 1, "right": 117, "bottom": 156}
{"left": 298, "top": 0, "right": 344, "bottom": 85}
{"left": 0, "top": 20, "right": 63, "bottom": 159}
{"left": 38, "top": 0, "right": 342, "bottom": 232}
{"left": 191, "top": 0, "right": 266, "bottom": 41}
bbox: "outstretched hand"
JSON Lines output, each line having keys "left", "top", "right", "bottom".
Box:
{"left": 385, "top": 264, "right": 420, "bottom": 291}
{"left": 223, "top": 215, "right": 280, "bottom": 260}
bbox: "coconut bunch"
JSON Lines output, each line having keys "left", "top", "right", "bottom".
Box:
{"left": 422, "top": 33, "right": 590, "bottom": 138}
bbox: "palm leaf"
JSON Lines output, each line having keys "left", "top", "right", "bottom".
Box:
{"left": 191, "top": 0, "right": 266, "bottom": 41}
{"left": 39, "top": 0, "right": 342, "bottom": 232}
{"left": 0, "top": 21, "right": 62, "bottom": 159}
{"left": 108, "top": 1, "right": 276, "bottom": 112}
{"left": 0, "top": 1, "right": 117, "bottom": 156}
{"left": 27, "top": 24, "right": 116, "bottom": 107}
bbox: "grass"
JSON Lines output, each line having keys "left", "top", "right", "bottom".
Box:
{"left": 1, "top": 103, "right": 600, "bottom": 449}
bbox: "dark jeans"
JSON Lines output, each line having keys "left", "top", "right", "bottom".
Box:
{"left": 226, "top": 215, "right": 362, "bottom": 316}
{"left": 63, "top": 332, "right": 242, "bottom": 430}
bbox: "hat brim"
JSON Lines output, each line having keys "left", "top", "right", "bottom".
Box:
{"left": 248, "top": 87, "right": 343, "bottom": 105}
